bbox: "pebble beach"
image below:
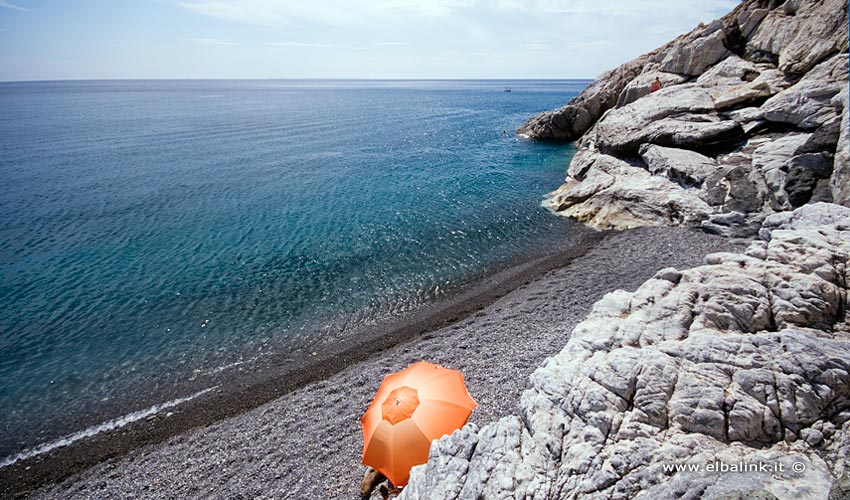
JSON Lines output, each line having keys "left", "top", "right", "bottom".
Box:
{"left": 17, "top": 227, "right": 743, "bottom": 500}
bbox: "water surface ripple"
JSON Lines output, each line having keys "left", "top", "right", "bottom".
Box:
{"left": 0, "top": 79, "right": 587, "bottom": 458}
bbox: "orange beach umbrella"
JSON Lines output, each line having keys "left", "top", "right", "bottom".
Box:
{"left": 360, "top": 361, "right": 477, "bottom": 486}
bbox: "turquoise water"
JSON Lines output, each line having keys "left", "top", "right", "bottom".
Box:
{"left": 0, "top": 79, "right": 585, "bottom": 459}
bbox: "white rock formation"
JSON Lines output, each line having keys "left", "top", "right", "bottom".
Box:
{"left": 402, "top": 204, "right": 850, "bottom": 500}
{"left": 746, "top": 0, "right": 849, "bottom": 75}
{"left": 761, "top": 54, "right": 847, "bottom": 129}
{"left": 616, "top": 69, "right": 688, "bottom": 108}
{"left": 580, "top": 85, "right": 743, "bottom": 155}
{"left": 660, "top": 21, "right": 730, "bottom": 76}
{"left": 639, "top": 144, "right": 718, "bottom": 187}
{"left": 541, "top": 149, "right": 712, "bottom": 229}
{"left": 519, "top": 0, "right": 849, "bottom": 235}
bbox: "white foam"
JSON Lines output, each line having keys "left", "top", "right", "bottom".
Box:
{"left": 0, "top": 386, "right": 217, "bottom": 469}
{"left": 201, "top": 351, "right": 272, "bottom": 377}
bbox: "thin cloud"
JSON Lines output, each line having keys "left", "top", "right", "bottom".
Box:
{"left": 176, "top": 0, "right": 477, "bottom": 26}
{"left": 494, "top": 0, "right": 737, "bottom": 17}
{"left": 568, "top": 39, "right": 615, "bottom": 50}
{"left": 266, "top": 41, "right": 332, "bottom": 48}
{"left": 374, "top": 41, "right": 406, "bottom": 47}
{"left": 178, "top": 0, "right": 366, "bottom": 26}
{"left": 377, "top": 0, "right": 475, "bottom": 17}
{"left": 177, "top": 0, "right": 737, "bottom": 26}
{"left": 522, "top": 41, "right": 551, "bottom": 51}
{"left": 0, "top": 0, "right": 29, "bottom": 12}
{"left": 189, "top": 37, "right": 237, "bottom": 45}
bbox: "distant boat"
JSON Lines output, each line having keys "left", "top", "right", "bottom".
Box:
{"left": 504, "top": 87, "right": 511, "bottom": 92}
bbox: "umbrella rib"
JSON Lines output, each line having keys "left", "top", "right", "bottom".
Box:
{"left": 389, "top": 420, "right": 429, "bottom": 486}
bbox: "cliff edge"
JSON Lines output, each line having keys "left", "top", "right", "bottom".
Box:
{"left": 519, "top": 0, "right": 849, "bottom": 237}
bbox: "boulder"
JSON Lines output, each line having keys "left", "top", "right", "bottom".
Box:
{"left": 660, "top": 22, "right": 731, "bottom": 76}
{"left": 700, "top": 211, "right": 764, "bottom": 239}
{"left": 544, "top": 41, "right": 846, "bottom": 232}
{"left": 711, "top": 81, "right": 773, "bottom": 110}
{"left": 749, "top": 68, "right": 794, "bottom": 94}
{"left": 616, "top": 68, "right": 688, "bottom": 107}
{"left": 696, "top": 55, "right": 762, "bottom": 87}
{"left": 638, "top": 144, "right": 718, "bottom": 187}
{"left": 746, "top": 133, "right": 812, "bottom": 210}
{"left": 784, "top": 153, "right": 834, "bottom": 207}
{"left": 701, "top": 139, "right": 771, "bottom": 214}
{"left": 725, "top": 106, "right": 765, "bottom": 124}
{"left": 796, "top": 115, "right": 843, "bottom": 154}
{"left": 516, "top": 104, "right": 595, "bottom": 142}
{"left": 543, "top": 150, "right": 712, "bottom": 229}
{"left": 737, "top": 6, "right": 769, "bottom": 38}
{"left": 761, "top": 54, "right": 848, "bottom": 129}
{"left": 581, "top": 84, "right": 741, "bottom": 154}
{"left": 698, "top": 57, "right": 790, "bottom": 110}
{"left": 402, "top": 205, "right": 850, "bottom": 500}
{"left": 747, "top": 0, "right": 849, "bottom": 75}
{"left": 590, "top": 112, "right": 742, "bottom": 155}
{"left": 758, "top": 201, "right": 850, "bottom": 239}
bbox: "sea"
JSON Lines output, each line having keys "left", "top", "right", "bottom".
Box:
{"left": 0, "top": 79, "right": 587, "bottom": 464}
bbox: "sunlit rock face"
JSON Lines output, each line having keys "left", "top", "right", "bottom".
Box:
{"left": 402, "top": 203, "right": 850, "bottom": 500}
{"left": 518, "top": 0, "right": 848, "bottom": 237}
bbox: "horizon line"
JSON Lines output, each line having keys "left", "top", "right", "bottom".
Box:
{"left": 0, "top": 76, "right": 596, "bottom": 84}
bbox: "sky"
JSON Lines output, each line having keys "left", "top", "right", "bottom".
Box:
{"left": 0, "top": 0, "right": 739, "bottom": 81}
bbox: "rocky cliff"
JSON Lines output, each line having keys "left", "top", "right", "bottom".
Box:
{"left": 402, "top": 203, "right": 850, "bottom": 499}
{"left": 518, "top": 0, "right": 849, "bottom": 237}
{"left": 398, "top": 2, "right": 850, "bottom": 499}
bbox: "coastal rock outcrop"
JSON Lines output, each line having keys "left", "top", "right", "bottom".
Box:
{"left": 659, "top": 20, "right": 730, "bottom": 76}
{"left": 515, "top": 39, "right": 684, "bottom": 141}
{"left": 544, "top": 149, "right": 713, "bottom": 229}
{"left": 521, "top": 0, "right": 849, "bottom": 235}
{"left": 402, "top": 203, "right": 850, "bottom": 500}
{"left": 403, "top": 5, "right": 850, "bottom": 496}
{"left": 746, "top": 0, "right": 849, "bottom": 75}
{"left": 760, "top": 54, "right": 847, "bottom": 129}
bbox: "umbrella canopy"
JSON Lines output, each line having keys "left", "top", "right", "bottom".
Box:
{"left": 360, "top": 361, "right": 477, "bottom": 486}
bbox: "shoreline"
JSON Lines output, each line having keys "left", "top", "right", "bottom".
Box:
{"left": 0, "top": 221, "right": 605, "bottom": 497}
{"left": 6, "top": 226, "right": 744, "bottom": 499}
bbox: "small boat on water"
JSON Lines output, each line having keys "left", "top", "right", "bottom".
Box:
{"left": 504, "top": 87, "right": 511, "bottom": 92}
